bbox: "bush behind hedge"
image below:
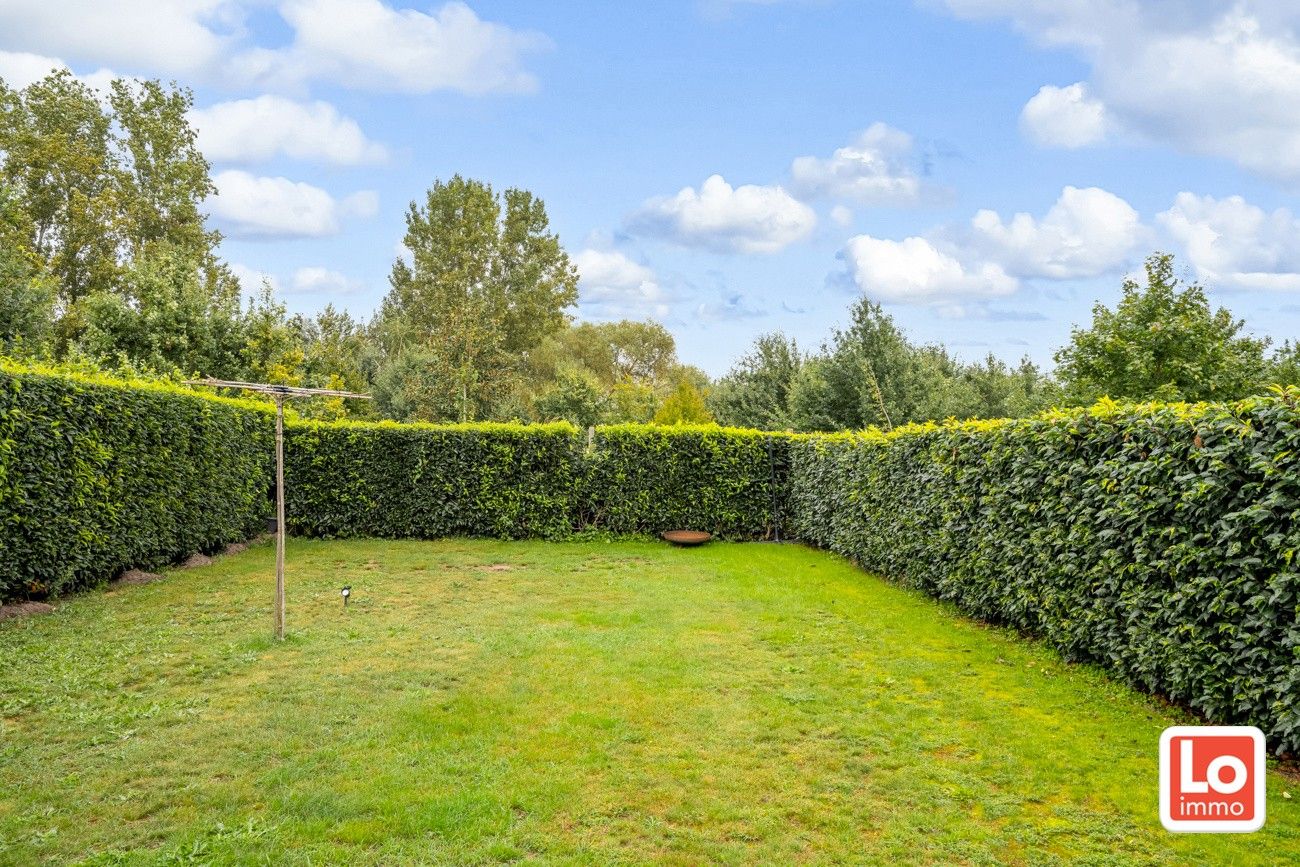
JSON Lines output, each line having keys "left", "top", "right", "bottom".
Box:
{"left": 790, "top": 396, "right": 1300, "bottom": 753}
{"left": 0, "top": 362, "right": 273, "bottom": 599}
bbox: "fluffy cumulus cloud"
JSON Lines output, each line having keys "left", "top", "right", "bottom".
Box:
{"left": 0, "top": 1, "right": 548, "bottom": 96}
{"left": 790, "top": 123, "right": 928, "bottom": 205}
{"left": 0, "top": 50, "right": 113, "bottom": 90}
{"left": 209, "top": 170, "right": 378, "bottom": 239}
{"left": 573, "top": 249, "right": 671, "bottom": 319}
{"left": 0, "top": 0, "right": 232, "bottom": 75}
{"left": 233, "top": 0, "right": 549, "bottom": 94}
{"left": 231, "top": 263, "right": 364, "bottom": 295}
{"left": 190, "top": 96, "right": 388, "bottom": 165}
{"left": 628, "top": 174, "right": 816, "bottom": 254}
{"left": 964, "top": 186, "right": 1142, "bottom": 280}
{"left": 838, "top": 185, "right": 1142, "bottom": 306}
{"left": 940, "top": 1, "right": 1300, "bottom": 181}
{"left": 1158, "top": 192, "right": 1300, "bottom": 291}
{"left": 1020, "top": 82, "right": 1110, "bottom": 147}
{"left": 840, "top": 235, "right": 1017, "bottom": 304}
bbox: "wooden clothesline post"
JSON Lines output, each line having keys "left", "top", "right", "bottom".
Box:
{"left": 184, "top": 378, "right": 371, "bottom": 640}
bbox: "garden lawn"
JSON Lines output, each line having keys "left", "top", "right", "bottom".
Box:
{"left": 1, "top": 539, "right": 1297, "bottom": 865}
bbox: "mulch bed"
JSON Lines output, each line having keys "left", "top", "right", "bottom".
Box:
{"left": 114, "top": 569, "right": 164, "bottom": 586}
{"left": 0, "top": 601, "right": 54, "bottom": 622}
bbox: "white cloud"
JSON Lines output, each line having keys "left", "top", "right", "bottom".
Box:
{"left": 230, "top": 263, "right": 276, "bottom": 294}
{"left": 965, "top": 185, "right": 1142, "bottom": 279}
{"left": 0, "top": 1, "right": 548, "bottom": 97}
{"left": 573, "top": 248, "right": 670, "bottom": 318}
{"left": 208, "top": 170, "right": 377, "bottom": 239}
{"left": 1158, "top": 192, "right": 1300, "bottom": 291}
{"left": 287, "top": 266, "right": 365, "bottom": 295}
{"left": 190, "top": 96, "right": 388, "bottom": 165}
{"left": 837, "top": 185, "right": 1142, "bottom": 305}
{"left": 830, "top": 205, "right": 854, "bottom": 227}
{"left": 0, "top": 49, "right": 115, "bottom": 91}
{"left": 0, "top": 1, "right": 232, "bottom": 76}
{"left": 1020, "top": 82, "right": 1110, "bottom": 147}
{"left": 790, "top": 123, "right": 928, "bottom": 205}
{"left": 840, "top": 235, "right": 1017, "bottom": 304}
{"left": 629, "top": 174, "right": 816, "bottom": 254}
{"left": 231, "top": 263, "right": 364, "bottom": 295}
{"left": 941, "top": 1, "right": 1300, "bottom": 181}
{"left": 234, "top": 0, "right": 549, "bottom": 94}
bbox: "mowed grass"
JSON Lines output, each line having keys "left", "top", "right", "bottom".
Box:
{"left": 1, "top": 540, "right": 1297, "bottom": 865}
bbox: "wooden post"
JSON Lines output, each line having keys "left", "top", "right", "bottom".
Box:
{"left": 181, "top": 378, "right": 369, "bottom": 642}
{"left": 274, "top": 395, "right": 286, "bottom": 641}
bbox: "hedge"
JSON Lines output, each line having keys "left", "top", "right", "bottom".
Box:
{"left": 0, "top": 362, "right": 273, "bottom": 600}
{"left": 284, "top": 420, "right": 582, "bottom": 540}
{"left": 582, "top": 424, "right": 791, "bottom": 539}
{"left": 283, "top": 421, "right": 792, "bottom": 541}
{"left": 789, "top": 396, "right": 1300, "bottom": 753}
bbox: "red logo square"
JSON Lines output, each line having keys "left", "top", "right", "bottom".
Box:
{"left": 1160, "top": 725, "right": 1266, "bottom": 832}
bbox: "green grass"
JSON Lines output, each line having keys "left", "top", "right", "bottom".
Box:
{"left": 1, "top": 539, "right": 1296, "bottom": 865}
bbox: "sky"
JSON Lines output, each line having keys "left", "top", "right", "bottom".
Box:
{"left": 3, "top": 0, "right": 1300, "bottom": 376}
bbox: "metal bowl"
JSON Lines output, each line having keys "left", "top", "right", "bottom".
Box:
{"left": 661, "top": 530, "right": 712, "bottom": 547}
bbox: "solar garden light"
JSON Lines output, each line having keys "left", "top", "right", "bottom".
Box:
{"left": 341, "top": 585, "right": 351, "bottom": 608}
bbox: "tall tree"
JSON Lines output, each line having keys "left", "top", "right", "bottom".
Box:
{"left": 1055, "top": 253, "right": 1268, "bottom": 402}
{"left": 380, "top": 176, "right": 579, "bottom": 421}
{"left": 0, "top": 70, "right": 221, "bottom": 362}
{"left": 709, "top": 332, "right": 802, "bottom": 430}
{"left": 792, "top": 299, "right": 915, "bottom": 431}
{"left": 0, "top": 180, "right": 53, "bottom": 356}
{"left": 0, "top": 70, "right": 119, "bottom": 304}
{"left": 109, "top": 78, "right": 216, "bottom": 260}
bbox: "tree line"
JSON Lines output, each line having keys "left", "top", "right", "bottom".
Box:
{"left": 2, "top": 72, "right": 1296, "bottom": 430}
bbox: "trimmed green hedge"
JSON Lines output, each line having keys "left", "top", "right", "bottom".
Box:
{"left": 283, "top": 421, "right": 792, "bottom": 541}
{"left": 582, "top": 424, "right": 791, "bottom": 539}
{"left": 789, "top": 396, "right": 1300, "bottom": 752}
{"left": 1, "top": 368, "right": 795, "bottom": 601}
{"left": 284, "top": 420, "right": 582, "bottom": 540}
{"left": 0, "top": 362, "right": 273, "bottom": 600}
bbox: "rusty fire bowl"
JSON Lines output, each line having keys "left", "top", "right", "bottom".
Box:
{"left": 661, "top": 530, "right": 712, "bottom": 547}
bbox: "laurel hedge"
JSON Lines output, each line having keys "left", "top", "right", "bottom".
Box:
{"left": 789, "top": 396, "right": 1300, "bottom": 753}
{"left": 581, "top": 424, "right": 791, "bottom": 539}
{"left": 0, "top": 362, "right": 273, "bottom": 600}
{"left": 284, "top": 421, "right": 792, "bottom": 541}
{"left": 283, "top": 420, "right": 582, "bottom": 540}
{"left": 0, "top": 367, "right": 794, "bottom": 600}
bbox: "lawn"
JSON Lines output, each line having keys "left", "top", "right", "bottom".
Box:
{"left": 0, "top": 540, "right": 1296, "bottom": 865}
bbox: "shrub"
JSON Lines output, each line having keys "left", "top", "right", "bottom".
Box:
{"left": 0, "top": 361, "right": 273, "bottom": 599}
{"left": 789, "top": 396, "right": 1300, "bottom": 753}
{"left": 284, "top": 420, "right": 582, "bottom": 540}
{"left": 583, "top": 424, "right": 791, "bottom": 539}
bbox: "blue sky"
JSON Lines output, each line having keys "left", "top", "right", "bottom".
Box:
{"left": 4, "top": 1, "right": 1300, "bottom": 375}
